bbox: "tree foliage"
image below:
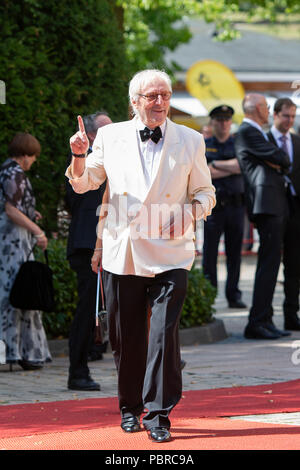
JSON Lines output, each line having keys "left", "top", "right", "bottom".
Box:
{"left": 0, "top": 0, "right": 129, "bottom": 232}
{"left": 116, "top": 0, "right": 197, "bottom": 74}
{"left": 1, "top": 0, "right": 299, "bottom": 232}
{"left": 118, "top": 0, "right": 300, "bottom": 74}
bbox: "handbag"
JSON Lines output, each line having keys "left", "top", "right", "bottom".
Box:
{"left": 9, "top": 246, "right": 55, "bottom": 312}
{"left": 94, "top": 267, "right": 108, "bottom": 345}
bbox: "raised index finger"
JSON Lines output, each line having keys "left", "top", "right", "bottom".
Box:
{"left": 77, "top": 115, "right": 86, "bottom": 135}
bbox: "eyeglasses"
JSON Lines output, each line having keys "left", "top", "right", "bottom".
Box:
{"left": 138, "top": 92, "right": 172, "bottom": 103}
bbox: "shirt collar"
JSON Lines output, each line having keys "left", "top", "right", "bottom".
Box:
{"left": 243, "top": 118, "right": 265, "bottom": 133}
{"left": 271, "top": 125, "right": 291, "bottom": 142}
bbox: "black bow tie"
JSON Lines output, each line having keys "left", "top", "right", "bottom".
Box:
{"left": 139, "top": 126, "right": 162, "bottom": 144}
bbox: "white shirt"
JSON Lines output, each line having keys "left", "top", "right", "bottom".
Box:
{"left": 270, "top": 125, "right": 293, "bottom": 164}
{"left": 136, "top": 118, "right": 166, "bottom": 190}
{"left": 270, "top": 125, "right": 296, "bottom": 195}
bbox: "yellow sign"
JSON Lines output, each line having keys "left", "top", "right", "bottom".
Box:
{"left": 186, "top": 60, "right": 245, "bottom": 123}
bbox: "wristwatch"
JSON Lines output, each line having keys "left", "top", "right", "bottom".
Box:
{"left": 72, "top": 152, "right": 87, "bottom": 158}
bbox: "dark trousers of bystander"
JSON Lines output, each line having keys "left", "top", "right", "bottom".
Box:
{"left": 283, "top": 197, "right": 300, "bottom": 323}
{"left": 202, "top": 204, "right": 245, "bottom": 302}
{"left": 68, "top": 249, "right": 97, "bottom": 380}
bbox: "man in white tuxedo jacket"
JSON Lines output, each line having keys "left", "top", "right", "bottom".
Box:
{"left": 66, "top": 69, "right": 215, "bottom": 443}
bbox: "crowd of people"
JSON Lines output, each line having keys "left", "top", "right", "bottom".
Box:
{"left": 201, "top": 95, "right": 300, "bottom": 340}
{"left": 0, "top": 67, "right": 299, "bottom": 443}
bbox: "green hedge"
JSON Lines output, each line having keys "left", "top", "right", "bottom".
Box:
{"left": 0, "top": 0, "right": 129, "bottom": 233}
{"left": 35, "top": 239, "right": 216, "bottom": 338}
{"left": 180, "top": 264, "right": 217, "bottom": 329}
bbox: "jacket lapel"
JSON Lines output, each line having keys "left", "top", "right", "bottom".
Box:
{"left": 267, "top": 131, "right": 277, "bottom": 147}
{"left": 116, "top": 117, "right": 149, "bottom": 201}
{"left": 291, "top": 134, "right": 300, "bottom": 171}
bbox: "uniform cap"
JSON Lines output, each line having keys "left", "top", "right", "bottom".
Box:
{"left": 209, "top": 105, "right": 234, "bottom": 119}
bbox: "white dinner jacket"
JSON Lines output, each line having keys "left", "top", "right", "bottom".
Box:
{"left": 67, "top": 117, "right": 215, "bottom": 276}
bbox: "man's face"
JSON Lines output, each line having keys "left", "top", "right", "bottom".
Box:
{"left": 211, "top": 117, "right": 232, "bottom": 140}
{"left": 132, "top": 78, "right": 171, "bottom": 129}
{"left": 273, "top": 104, "right": 296, "bottom": 134}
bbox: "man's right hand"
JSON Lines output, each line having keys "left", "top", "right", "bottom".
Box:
{"left": 91, "top": 249, "right": 102, "bottom": 274}
{"left": 69, "top": 115, "right": 89, "bottom": 155}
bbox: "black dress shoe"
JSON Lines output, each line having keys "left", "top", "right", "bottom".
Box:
{"left": 18, "top": 360, "right": 43, "bottom": 371}
{"left": 244, "top": 325, "right": 281, "bottom": 340}
{"left": 265, "top": 323, "right": 291, "bottom": 337}
{"left": 148, "top": 427, "right": 171, "bottom": 443}
{"left": 121, "top": 416, "right": 141, "bottom": 433}
{"left": 180, "top": 359, "right": 186, "bottom": 370}
{"left": 284, "top": 318, "right": 300, "bottom": 331}
{"left": 68, "top": 376, "right": 100, "bottom": 391}
{"left": 87, "top": 351, "right": 103, "bottom": 361}
{"left": 228, "top": 300, "right": 247, "bottom": 309}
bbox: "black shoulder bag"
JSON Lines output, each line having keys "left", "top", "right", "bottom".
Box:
{"left": 9, "top": 246, "right": 55, "bottom": 312}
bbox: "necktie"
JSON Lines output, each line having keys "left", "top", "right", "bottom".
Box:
{"left": 139, "top": 126, "right": 162, "bottom": 144}
{"left": 280, "top": 134, "right": 289, "bottom": 155}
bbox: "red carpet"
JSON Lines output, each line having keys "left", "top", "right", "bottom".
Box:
{"left": 1, "top": 380, "right": 300, "bottom": 450}
{"left": 1, "top": 418, "right": 300, "bottom": 450}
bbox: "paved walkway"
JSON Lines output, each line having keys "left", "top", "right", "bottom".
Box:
{"left": 1, "top": 254, "right": 300, "bottom": 426}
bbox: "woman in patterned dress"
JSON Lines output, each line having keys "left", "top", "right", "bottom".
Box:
{"left": 0, "top": 132, "right": 52, "bottom": 370}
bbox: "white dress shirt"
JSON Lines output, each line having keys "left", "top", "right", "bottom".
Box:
{"left": 136, "top": 118, "right": 166, "bottom": 190}
{"left": 270, "top": 125, "right": 296, "bottom": 195}
{"left": 270, "top": 125, "right": 293, "bottom": 164}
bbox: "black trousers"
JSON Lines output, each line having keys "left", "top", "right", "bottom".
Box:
{"left": 202, "top": 204, "right": 245, "bottom": 302}
{"left": 103, "top": 268, "right": 188, "bottom": 430}
{"left": 248, "top": 214, "right": 286, "bottom": 327}
{"left": 283, "top": 197, "right": 300, "bottom": 319}
{"left": 68, "top": 249, "right": 97, "bottom": 379}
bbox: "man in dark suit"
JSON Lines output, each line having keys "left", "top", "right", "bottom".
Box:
{"left": 235, "top": 93, "right": 291, "bottom": 340}
{"left": 268, "top": 98, "right": 300, "bottom": 331}
{"left": 66, "top": 111, "right": 112, "bottom": 391}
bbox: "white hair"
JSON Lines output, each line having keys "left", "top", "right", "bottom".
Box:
{"left": 242, "top": 93, "right": 265, "bottom": 115}
{"left": 129, "top": 69, "right": 172, "bottom": 115}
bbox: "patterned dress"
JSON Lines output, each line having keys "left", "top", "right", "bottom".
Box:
{"left": 0, "top": 158, "right": 51, "bottom": 364}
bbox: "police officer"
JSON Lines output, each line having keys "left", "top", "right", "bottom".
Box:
{"left": 202, "top": 105, "right": 247, "bottom": 308}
